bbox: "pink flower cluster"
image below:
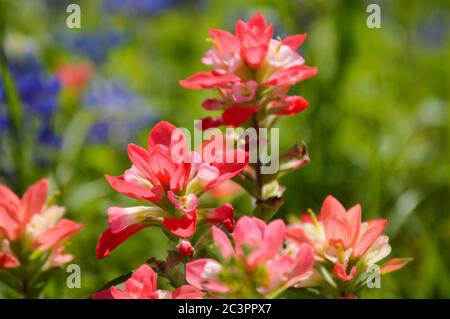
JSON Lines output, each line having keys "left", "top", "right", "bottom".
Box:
{"left": 180, "top": 13, "right": 317, "bottom": 129}
{"left": 0, "top": 179, "right": 83, "bottom": 270}
{"left": 93, "top": 13, "right": 410, "bottom": 300}
{"left": 96, "top": 121, "right": 248, "bottom": 258}
{"left": 186, "top": 217, "right": 314, "bottom": 298}
{"left": 286, "top": 196, "right": 411, "bottom": 296}
{"left": 93, "top": 264, "right": 203, "bottom": 299}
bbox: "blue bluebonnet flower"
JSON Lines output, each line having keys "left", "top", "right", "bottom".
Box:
{"left": 0, "top": 55, "right": 61, "bottom": 144}
{"left": 82, "top": 79, "right": 159, "bottom": 148}
{"left": 55, "top": 30, "right": 123, "bottom": 65}
{"left": 417, "top": 11, "right": 448, "bottom": 49}
{"left": 0, "top": 108, "right": 9, "bottom": 134}
{"left": 0, "top": 52, "right": 62, "bottom": 171}
{"left": 37, "top": 123, "right": 62, "bottom": 148}
{"left": 102, "top": 0, "right": 175, "bottom": 16}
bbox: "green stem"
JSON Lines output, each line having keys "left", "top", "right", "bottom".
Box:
{"left": 0, "top": 28, "right": 25, "bottom": 189}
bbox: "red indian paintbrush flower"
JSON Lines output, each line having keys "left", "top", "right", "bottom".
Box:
{"left": 0, "top": 179, "right": 83, "bottom": 269}
{"left": 92, "top": 264, "right": 204, "bottom": 299}
{"left": 286, "top": 195, "right": 412, "bottom": 296}
{"left": 185, "top": 216, "right": 315, "bottom": 298}
{"left": 96, "top": 121, "right": 248, "bottom": 258}
{"left": 179, "top": 13, "right": 317, "bottom": 129}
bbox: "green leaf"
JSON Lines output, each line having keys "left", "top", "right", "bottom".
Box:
{"left": 0, "top": 270, "right": 22, "bottom": 293}
{"left": 0, "top": 48, "right": 22, "bottom": 133}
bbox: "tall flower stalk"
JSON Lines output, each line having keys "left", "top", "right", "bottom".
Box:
{"left": 94, "top": 13, "right": 410, "bottom": 299}
{"left": 180, "top": 13, "right": 316, "bottom": 219}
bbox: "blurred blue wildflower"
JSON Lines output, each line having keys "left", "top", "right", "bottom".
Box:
{"left": 0, "top": 50, "right": 62, "bottom": 171}
{"left": 56, "top": 30, "right": 123, "bottom": 64}
{"left": 82, "top": 79, "right": 159, "bottom": 147}
{"left": 417, "top": 11, "right": 448, "bottom": 49}
{"left": 0, "top": 56, "right": 60, "bottom": 117}
{"left": 103, "top": 0, "right": 175, "bottom": 16}
{"left": 37, "top": 123, "right": 62, "bottom": 147}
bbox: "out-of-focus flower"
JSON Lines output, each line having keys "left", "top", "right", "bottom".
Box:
{"left": 82, "top": 79, "right": 158, "bottom": 148}
{"left": 0, "top": 179, "right": 83, "bottom": 270}
{"left": 0, "top": 45, "right": 62, "bottom": 168}
{"left": 185, "top": 217, "right": 314, "bottom": 298}
{"left": 286, "top": 195, "right": 412, "bottom": 297}
{"left": 1, "top": 59, "right": 60, "bottom": 117}
{"left": 180, "top": 13, "right": 317, "bottom": 129}
{"left": 209, "top": 180, "right": 243, "bottom": 199}
{"left": 417, "top": 11, "right": 447, "bottom": 49}
{"left": 56, "top": 30, "right": 123, "bottom": 64}
{"left": 92, "top": 264, "right": 204, "bottom": 299}
{"left": 102, "top": 0, "right": 175, "bottom": 16}
{"left": 96, "top": 121, "right": 249, "bottom": 258}
{"left": 1, "top": 32, "right": 61, "bottom": 152}
{"left": 56, "top": 61, "right": 94, "bottom": 91}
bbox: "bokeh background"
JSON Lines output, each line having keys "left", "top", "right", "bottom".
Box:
{"left": 0, "top": 0, "right": 449, "bottom": 298}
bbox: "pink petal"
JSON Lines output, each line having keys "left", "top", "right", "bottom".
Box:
{"left": 233, "top": 216, "right": 264, "bottom": 256}
{"left": 167, "top": 191, "right": 198, "bottom": 213}
{"left": 247, "top": 13, "right": 268, "bottom": 32}
{"left": 20, "top": 179, "right": 48, "bottom": 230}
{"left": 353, "top": 219, "right": 387, "bottom": 257}
{"left": 212, "top": 226, "right": 234, "bottom": 260}
{"left": 381, "top": 258, "right": 412, "bottom": 275}
{"left": 248, "top": 219, "right": 286, "bottom": 267}
{"left": 333, "top": 263, "right": 357, "bottom": 281}
{"left": 110, "top": 286, "right": 134, "bottom": 299}
{"left": 206, "top": 204, "right": 235, "bottom": 232}
{"left": 324, "top": 217, "right": 352, "bottom": 249}
{"left": 127, "top": 264, "right": 157, "bottom": 295}
{"left": 222, "top": 106, "right": 258, "bottom": 127}
{"left": 282, "top": 34, "right": 307, "bottom": 51}
{"left": 47, "top": 246, "right": 74, "bottom": 268}
{"left": 162, "top": 211, "right": 197, "bottom": 238}
{"left": 107, "top": 206, "right": 162, "bottom": 234}
{"left": 0, "top": 205, "right": 20, "bottom": 241}
{"left": 105, "top": 174, "right": 161, "bottom": 203}
{"left": 92, "top": 288, "right": 114, "bottom": 299}
{"left": 198, "top": 117, "right": 225, "bottom": 130}
{"left": 274, "top": 96, "right": 309, "bottom": 116}
{"left": 320, "top": 195, "right": 347, "bottom": 221}
{"left": 264, "top": 65, "right": 317, "bottom": 87}
{"left": 0, "top": 184, "right": 21, "bottom": 240}
{"left": 148, "top": 121, "right": 177, "bottom": 150}
{"left": 0, "top": 252, "right": 20, "bottom": 269}
{"left": 288, "top": 244, "right": 315, "bottom": 285}
{"left": 96, "top": 224, "right": 146, "bottom": 259}
{"left": 127, "top": 144, "right": 157, "bottom": 184}
{"left": 172, "top": 285, "right": 205, "bottom": 299}
{"left": 209, "top": 29, "right": 240, "bottom": 53}
{"left": 179, "top": 71, "right": 240, "bottom": 89}
{"left": 285, "top": 226, "right": 313, "bottom": 246}
{"left": 0, "top": 184, "right": 20, "bottom": 207}
{"left": 185, "top": 258, "right": 229, "bottom": 294}
{"left": 346, "top": 204, "right": 362, "bottom": 246}
{"left": 205, "top": 149, "right": 249, "bottom": 191}
{"left": 202, "top": 99, "right": 226, "bottom": 111}
{"left": 34, "top": 219, "right": 83, "bottom": 251}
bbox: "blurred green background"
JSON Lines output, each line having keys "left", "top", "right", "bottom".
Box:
{"left": 0, "top": 0, "right": 449, "bottom": 298}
